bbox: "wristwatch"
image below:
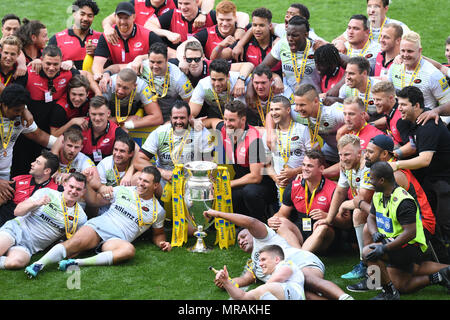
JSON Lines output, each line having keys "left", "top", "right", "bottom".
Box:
{"left": 238, "top": 75, "right": 247, "bottom": 82}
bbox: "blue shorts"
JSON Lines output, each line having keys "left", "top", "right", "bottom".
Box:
{"left": 85, "top": 215, "right": 124, "bottom": 242}
{"left": 0, "top": 219, "right": 33, "bottom": 256}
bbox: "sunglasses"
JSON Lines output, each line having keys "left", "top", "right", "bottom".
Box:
{"left": 185, "top": 57, "right": 202, "bottom": 63}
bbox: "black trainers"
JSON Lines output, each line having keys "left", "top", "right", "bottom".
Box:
{"left": 438, "top": 266, "right": 450, "bottom": 292}
{"left": 346, "top": 276, "right": 382, "bottom": 292}
{"left": 370, "top": 287, "right": 400, "bottom": 300}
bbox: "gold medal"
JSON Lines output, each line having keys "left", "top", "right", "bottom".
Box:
{"left": 115, "top": 88, "right": 136, "bottom": 124}
{"left": 211, "top": 80, "right": 230, "bottom": 119}
{"left": 0, "top": 113, "right": 14, "bottom": 154}
{"left": 291, "top": 39, "right": 311, "bottom": 84}
{"left": 148, "top": 67, "right": 170, "bottom": 99}
{"left": 61, "top": 195, "right": 79, "bottom": 239}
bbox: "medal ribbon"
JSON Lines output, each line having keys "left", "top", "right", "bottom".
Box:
{"left": 348, "top": 39, "right": 370, "bottom": 57}
{"left": 307, "top": 104, "right": 324, "bottom": 149}
{"left": 369, "top": 16, "right": 387, "bottom": 43}
{"left": 304, "top": 182, "right": 318, "bottom": 215}
{"left": 1, "top": 74, "right": 12, "bottom": 87}
{"left": 0, "top": 112, "right": 14, "bottom": 152}
{"left": 276, "top": 120, "right": 294, "bottom": 167}
{"left": 348, "top": 170, "right": 358, "bottom": 198}
{"left": 255, "top": 88, "right": 273, "bottom": 127}
{"left": 149, "top": 67, "right": 170, "bottom": 99}
{"left": 401, "top": 57, "right": 422, "bottom": 88}
{"left": 291, "top": 39, "right": 311, "bottom": 84}
{"left": 61, "top": 195, "right": 79, "bottom": 239}
{"left": 351, "top": 78, "right": 372, "bottom": 112}
{"left": 136, "top": 192, "right": 158, "bottom": 227}
{"left": 352, "top": 122, "right": 368, "bottom": 137}
{"left": 211, "top": 80, "right": 230, "bottom": 118}
{"left": 115, "top": 88, "right": 136, "bottom": 124}
{"left": 169, "top": 127, "right": 191, "bottom": 166}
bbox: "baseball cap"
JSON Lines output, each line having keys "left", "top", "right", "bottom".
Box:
{"left": 115, "top": 2, "right": 135, "bottom": 16}
{"left": 370, "top": 134, "right": 394, "bottom": 152}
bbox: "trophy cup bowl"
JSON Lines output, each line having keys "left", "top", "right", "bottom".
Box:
{"left": 183, "top": 161, "right": 217, "bottom": 252}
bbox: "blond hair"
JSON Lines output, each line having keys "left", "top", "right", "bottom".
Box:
{"left": 0, "top": 35, "right": 22, "bottom": 52}
{"left": 402, "top": 31, "right": 421, "bottom": 49}
{"left": 338, "top": 134, "right": 360, "bottom": 150}
{"left": 371, "top": 80, "right": 396, "bottom": 96}
{"left": 343, "top": 96, "right": 365, "bottom": 112}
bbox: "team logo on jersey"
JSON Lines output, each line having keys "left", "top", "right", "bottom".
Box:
{"left": 183, "top": 81, "right": 193, "bottom": 94}
{"left": 307, "top": 54, "right": 315, "bottom": 59}
{"left": 365, "top": 54, "right": 373, "bottom": 59}
{"left": 363, "top": 171, "right": 371, "bottom": 184}
{"left": 305, "top": 66, "right": 313, "bottom": 75}
{"left": 414, "top": 79, "right": 422, "bottom": 84}
{"left": 356, "top": 177, "right": 360, "bottom": 182}
{"left": 68, "top": 216, "right": 74, "bottom": 221}
{"left": 323, "top": 122, "right": 329, "bottom": 127}
{"left": 103, "top": 138, "right": 110, "bottom": 144}
{"left": 14, "top": 120, "right": 20, "bottom": 127}
{"left": 369, "top": 100, "right": 374, "bottom": 105}
{"left": 142, "top": 206, "right": 149, "bottom": 212}
{"left": 294, "top": 149, "right": 302, "bottom": 156}
{"left": 92, "top": 39, "right": 99, "bottom": 44}
{"left": 69, "top": 168, "right": 76, "bottom": 173}
{"left": 318, "top": 196, "right": 327, "bottom": 202}
{"left": 439, "top": 77, "right": 449, "bottom": 91}
{"left": 58, "top": 79, "right": 67, "bottom": 86}
{"left": 291, "top": 135, "right": 299, "bottom": 141}
{"left": 393, "top": 197, "right": 398, "bottom": 202}
{"left": 135, "top": 42, "right": 143, "bottom": 48}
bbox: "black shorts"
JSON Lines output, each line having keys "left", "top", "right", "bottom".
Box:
{"left": 386, "top": 243, "right": 425, "bottom": 273}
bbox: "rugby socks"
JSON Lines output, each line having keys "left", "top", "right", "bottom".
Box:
{"left": 355, "top": 224, "right": 365, "bottom": 261}
{"left": 0, "top": 256, "right": 6, "bottom": 269}
{"left": 338, "top": 293, "right": 354, "bottom": 300}
{"left": 36, "top": 243, "right": 67, "bottom": 267}
{"left": 75, "top": 251, "right": 113, "bottom": 267}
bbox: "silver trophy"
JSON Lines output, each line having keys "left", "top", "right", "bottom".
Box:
{"left": 183, "top": 161, "right": 217, "bottom": 252}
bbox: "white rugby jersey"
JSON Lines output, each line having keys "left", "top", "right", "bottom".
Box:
{"left": 388, "top": 58, "right": 450, "bottom": 122}
{"left": 338, "top": 165, "right": 374, "bottom": 196}
{"left": 102, "top": 186, "right": 165, "bottom": 242}
{"left": 59, "top": 151, "right": 95, "bottom": 174}
{"left": 270, "top": 38, "right": 321, "bottom": 92}
{"left": 262, "top": 121, "right": 311, "bottom": 175}
{"left": 12, "top": 188, "right": 87, "bottom": 254}
{"left": 97, "top": 155, "right": 127, "bottom": 186}
{"left": 140, "top": 61, "right": 193, "bottom": 120}
{"left": 291, "top": 103, "right": 345, "bottom": 162}
{"left": 345, "top": 40, "right": 381, "bottom": 72}
{"left": 141, "top": 122, "right": 213, "bottom": 171}
{"left": 0, "top": 115, "right": 37, "bottom": 180}
{"left": 190, "top": 71, "right": 248, "bottom": 118}
{"left": 339, "top": 77, "right": 381, "bottom": 116}
{"left": 251, "top": 225, "right": 319, "bottom": 283}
